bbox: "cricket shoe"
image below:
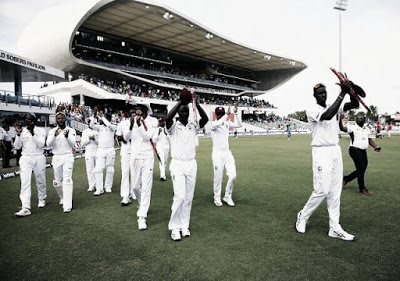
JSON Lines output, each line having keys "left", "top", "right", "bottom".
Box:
{"left": 171, "top": 229, "right": 181, "bottom": 241}
{"left": 138, "top": 217, "right": 147, "bottom": 230}
{"left": 181, "top": 228, "right": 190, "bottom": 237}
{"left": 296, "top": 211, "right": 307, "bottom": 234}
{"left": 59, "top": 199, "right": 63, "bottom": 205}
{"left": 15, "top": 208, "right": 31, "bottom": 217}
{"left": 63, "top": 208, "right": 72, "bottom": 213}
{"left": 223, "top": 197, "right": 235, "bottom": 207}
{"left": 214, "top": 198, "right": 223, "bottom": 207}
{"left": 87, "top": 187, "right": 95, "bottom": 192}
{"left": 328, "top": 228, "right": 355, "bottom": 241}
{"left": 38, "top": 199, "right": 46, "bottom": 208}
{"left": 94, "top": 190, "right": 104, "bottom": 196}
{"left": 120, "top": 197, "right": 131, "bottom": 206}
{"left": 105, "top": 189, "right": 112, "bottom": 193}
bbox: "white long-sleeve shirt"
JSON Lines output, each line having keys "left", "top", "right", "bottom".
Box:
{"left": 14, "top": 127, "right": 46, "bottom": 156}
{"left": 46, "top": 126, "right": 76, "bottom": 155}
{"left": 90, "top": 117, "right": 116, "bottom": 149}
{"left": 210, "top": 113, "right": 242, "bottom": 152}
{"left": 81, "top": 128, "right": 98, "bottom": 152}
{"left": 154, "top": 126, "right": 170, "bottom": 149}
{"left": 116, "top": 118, "right": 131, "bottom": 153}
{"left": 123, "top": 115, "right": 158, "bottom": 159}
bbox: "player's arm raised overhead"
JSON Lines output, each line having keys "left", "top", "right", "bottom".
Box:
{"left": 166, "top": 101, "right": 182, "bottom": 130}
{"left": 320, "top": 81, "right": 352, "bottom": 120}
{"left": 194, "top": 94, "right": 208, "bottom": 128}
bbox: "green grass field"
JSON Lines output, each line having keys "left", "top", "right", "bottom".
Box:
{"left": 0, "top": 134, "right": 399, "bottom": 280}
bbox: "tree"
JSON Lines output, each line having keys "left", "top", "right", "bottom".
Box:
{"left": 288, "top": 110, "right": 307, "bottom": 122}
{"left": 367, "top": 105, "right": 379, "bottom": 121}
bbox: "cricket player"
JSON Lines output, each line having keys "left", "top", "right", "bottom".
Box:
{"left": 116, "top": 109, "right": 134, "bottom": 205}
{"left": 155, "top": 118, "right": 170, "bottom": 181}
{"left": 13, "top": 113, "right": 47, "bottom": 217}
{"left": 1, "top": 123, "right": 13, "bottom": 168}
{"left": 90, "top": 111, "right": 117, "bottom": 195}
{"left": 123, "top": 103, "right": 158, "bottom": 230}
{"left": 210, "top": 105, "right": 242, "bottom": 207}
{"left": 166, "top": 93, "right": 208, "bottom": 241}
{"left": 296, "top": 82, "right": 359, "bottom": 241}
{"left": 46, "top": 112, "right": 77, "bottom": 213}
{"left": 81, "top": 121, "right": 98, "bottom": 192}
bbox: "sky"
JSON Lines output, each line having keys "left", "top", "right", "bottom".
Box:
{"left": 1, "top": 0, "right": 399, "bottom": 115}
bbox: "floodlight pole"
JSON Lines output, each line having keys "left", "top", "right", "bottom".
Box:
{"left": 334, "top": 0, "right": 348, "bottom": 72}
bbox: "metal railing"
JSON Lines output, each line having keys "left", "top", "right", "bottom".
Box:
{"left": 0, "top": 90, "right": 55, "bottom": 109}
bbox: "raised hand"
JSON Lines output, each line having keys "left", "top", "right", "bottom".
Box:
{"left": 64, "top": 129, "right": 69, "bottom": 138}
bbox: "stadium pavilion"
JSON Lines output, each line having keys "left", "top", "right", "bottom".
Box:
{"left": 16, "top": 0, "right": 307, "bottom": 126}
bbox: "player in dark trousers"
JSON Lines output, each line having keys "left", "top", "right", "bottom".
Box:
{"left": 339, "top": 113, "right": 381, "bottom": 195}
{"left": 1, "top": 124, "right": 13, "bottom": 168}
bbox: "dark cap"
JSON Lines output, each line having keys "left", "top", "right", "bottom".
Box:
{"left": 215, "top": 107, "right": 225, "bottom": 115}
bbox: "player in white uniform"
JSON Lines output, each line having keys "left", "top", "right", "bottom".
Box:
{"left": 155, "top": 118, "right": 170, "bottom": 181}
{"left": 123, "top": 103, "right": 158, "bottom": 230}
{"left": 116, "top": 109, "right": 135, "bottom": 205}
{"left": 46, "top": 112, "right": 77, "bottom": 213}
{"left": 90, "top": 111, "right": 117, "bottom": 195}
{"left": 296, "top": 82, "right": 359, "bottom": 241}
{"left": 166, "top": 94, "right": 208, "bottom": 241}
{"left": 14, "top": 113, "right": 47, "bottom": 217}
{"left": 81, "top": 121, "right": 98, "bottom": 192}
{"left": 210, "top": 105, "right": 242, "bottom": 207}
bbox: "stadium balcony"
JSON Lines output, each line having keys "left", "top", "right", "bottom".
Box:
{"left": 0, "top": 90, "right": 56, "bottom": 115}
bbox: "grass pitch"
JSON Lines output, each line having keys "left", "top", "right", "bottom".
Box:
{"left": 0, "top": 134, "right": 399, "bottom": 280}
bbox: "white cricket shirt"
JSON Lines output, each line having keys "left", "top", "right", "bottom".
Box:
{"left": 46, "top": 126, "right": 76, "bottom": 154}
{"left": 210, "top": 113, "right": 242, "bottom": 152}
{"left": 14, "top": 127, "right": 46, "bottom": 156}
{"left": 168, "top": 120, "right": 198, "bottom": 161}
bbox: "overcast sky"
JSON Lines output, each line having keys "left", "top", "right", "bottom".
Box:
{"left": 1, "top": 0, "right": 399, "bottom": 115}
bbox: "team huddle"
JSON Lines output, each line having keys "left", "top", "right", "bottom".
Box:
{"left": 13, "top": 90, "right": 243, "bottom": 241}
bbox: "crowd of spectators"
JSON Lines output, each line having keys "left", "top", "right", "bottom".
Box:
{"left": 77, "top": 75, "right": 276, "bottom": 109}
{"left": 73, "top": 31, "right": 256, "bottom": 91}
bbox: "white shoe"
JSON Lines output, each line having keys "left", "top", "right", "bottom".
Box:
{"left": 328, "top": 228, "right": 355, "bottom": 241}
{"left": 171, "top": 229, "right": 181, "bottom": 241}
{"left": 181, "top": 228, "right": 190, "bottom": 237}
{"left": 214, "top": 199, "right": 223, "bottom": 207}
{"left": 296, "top": 211, "right": 306, "bottom": 234}
{"left": 38, "top": 199, "right": 46, "bottom": 208}
{"left": 120, "top": 197, "right": 131, "bottom": 206}
{"left": 63, "top": 208, "right": 72, "bottom": 213}
{"left": 130, "top": 193, "right": 137, "bottom": 200}
{"left": 15, "top": 208, "right": 31, "bottom": 217}
{"left": 94, "top": 190, "right": 104, "bottom": 196}
{"left": 105, "top": 189, "right": 112, "bottom": 193}
{"left": 138, "top": 217, "right": 147, "bottom": 230}
{"left": 87, "top": 187, "right": 95, "bottom": 192}
{"left": 59, "top": 199, "right": 63, "bottom": 205}
{"left": 223, "top": 197, "right": 235, "bottom": 207}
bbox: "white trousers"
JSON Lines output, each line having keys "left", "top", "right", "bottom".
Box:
{"left": 84, "top": 150, "right": 96, "bottom": 190}
{"left": 19, "top": 155, "right": 47, "bottom": 210}
{"left": 300, "top": 146, "right": 343, "bottom": 231}
{"left": 52, "top": 154, "right": 74, "bottom": 211}
{"left": 212, "top": 150, "right": 236, "bottom": 200}
{"left": 120, "top": 150, "right": 131, "bottom": 198}
{"left": 95, "top": 148, "right": 115, "bottom": 192}
{"left": 130, "top": 158, "right": 154, "bottom": 218}
{"left": 157, "top": 146, "right": 169, "bottom": 179}
{"left": 168, "top": 159, "right": 197, "bottom": 230}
